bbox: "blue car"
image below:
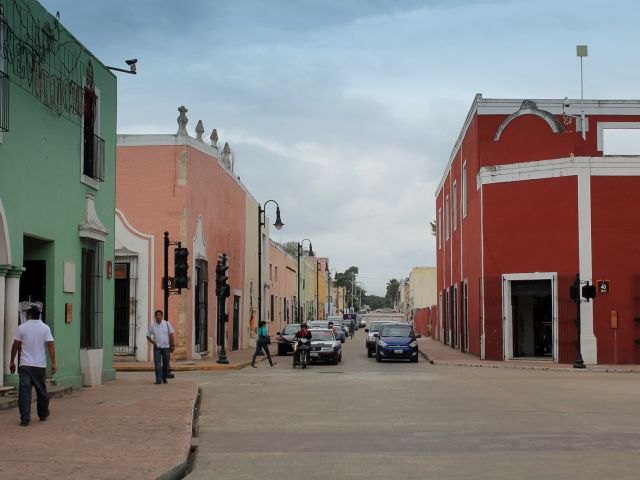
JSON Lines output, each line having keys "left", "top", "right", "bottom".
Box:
{"left": 375, "top": 323, "right": 421, "bottom": 363}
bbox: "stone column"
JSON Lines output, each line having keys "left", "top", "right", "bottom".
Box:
{"left": 0, "top": 266, "right": 8, "bottom": 386}
{"left": 4, "top": 267, "right": 22, "bottom": 378}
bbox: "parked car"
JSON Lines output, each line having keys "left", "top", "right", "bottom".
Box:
{"left": 333, "top": 324, "right": 347, "bottom": 342}
{"left": 365, "top": 320, "right": 397, "bottom": 358}
{"left": 309, "top": 328, "right": 342, "bottom": 364}
{"left": 375, "top": 323, "right": 420, "bottom": 363}
{"left": 276, "top": 323, "right": 301, "bottom": 356}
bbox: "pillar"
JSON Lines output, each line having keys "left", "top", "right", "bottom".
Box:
{"left": 4, "top": 267, "right": 22, "bottom": 379}
{"left": 0, "top": 266, "right": 8, "bottom": 386}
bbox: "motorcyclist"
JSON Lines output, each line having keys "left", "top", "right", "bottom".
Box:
{"left": 293, "top": 323, "right": 312, "bottom": 364}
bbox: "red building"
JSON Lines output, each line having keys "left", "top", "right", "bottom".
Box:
{"left": 436, "top": 95, "right": 640, "bottom": 365}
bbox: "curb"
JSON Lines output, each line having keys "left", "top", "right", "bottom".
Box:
{"left": 157, "top": 386, "right": 202, "bottom": 480}
{"left": 418, "top": 348, "right": 434, "bottom": 364}
{"left": 0, "top": 384, "right": 73, "bottom": 411}
{"left": 115, "top": 362, "right": 252, "bottom": 372}
{"left": 417, "top": 348, "right": 640, "bottom": 374}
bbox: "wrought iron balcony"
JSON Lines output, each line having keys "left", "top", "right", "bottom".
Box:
{"left": 0, "top": 70, "right": 8, "bottom": 133}
{"left": 83, "top": 132, "right": 105, "bottom": 182}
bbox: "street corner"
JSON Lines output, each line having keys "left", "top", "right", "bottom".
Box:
{"left": 0, "top": 377, "right": 199, "bottom": 479}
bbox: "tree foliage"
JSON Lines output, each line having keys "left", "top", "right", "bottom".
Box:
{"left": 385, "top": 278, "right": 400, "bottom": 307}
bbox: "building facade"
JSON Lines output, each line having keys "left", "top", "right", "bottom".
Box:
{"left": 267, "top": 240, "right": 298, "bottom": 334}
{"left": 436, "top": 94, "right": 640, "bottom": 364}
{"left": 0, "top": 0, "right": 117, "bottom": 387}
{"left": 116, "top": 109, "right": 249, "bottom": 360}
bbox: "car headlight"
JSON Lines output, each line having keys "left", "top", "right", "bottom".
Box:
{"left": 333, "top": 341, "right": 341, "bottom": 348}
{"left": 378, "top": 340, "right": 387, "bottom": 348}
{"left": 409, "top": 340, "right": 418, "bottom": 348}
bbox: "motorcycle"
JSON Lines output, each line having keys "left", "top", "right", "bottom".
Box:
{"left": 292, "top": 337, "right": 310, "bottom": 369}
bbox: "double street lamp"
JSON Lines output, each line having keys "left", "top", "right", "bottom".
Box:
{"left": 258, "top": 201, "right": 284, "bottom": 327}
{"left": 297, "top": 239, "right": 314, "bottom": 323}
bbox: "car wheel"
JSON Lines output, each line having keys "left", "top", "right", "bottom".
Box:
{"left": 278, "top": 345, "right": 284, "bottom": 356}
{"left": 367, "top": 348, "right": 372, "bottom": 358}
{"left": 375, "top": 350, "right": 382, "bottom": 363}
{"left": 410, "top": 356, "right": 418, "bottom": 363}
{"left": 338, "top": 353, "right": 342, "bottom": 363}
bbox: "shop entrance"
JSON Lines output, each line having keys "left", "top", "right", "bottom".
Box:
{"left": 20, "top": 236, "right": 54, "bottom": 322}
{"left": 511, "top": 280, "right": 553, "bottom": 358}
{"left": 503, "top": 273, "right": 557, "bottom": 361}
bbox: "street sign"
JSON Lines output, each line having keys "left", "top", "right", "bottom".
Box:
{"left": 597, "top": 280, "right": 610, "bottom": 294}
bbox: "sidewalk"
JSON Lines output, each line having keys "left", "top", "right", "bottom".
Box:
{"left": 0, "top": 378, "right": 198, "bottom": 479}
{"left": 115, "top": 345, "right": 268, "bottom": 372}
{"left": 418, "top": 337, "right": 640, "bottom": 373}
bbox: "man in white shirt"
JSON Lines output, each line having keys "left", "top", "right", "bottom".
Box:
{"left": 146, "top": 310, "right": 175, "bottom": 384}
{"left": 10, "top": 305, "right": 57, "bottom": 426}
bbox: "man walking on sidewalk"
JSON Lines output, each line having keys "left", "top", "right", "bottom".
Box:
{"left": 146, "top": 310, "right": 175, "bottom": 384}
{"left": 9, "top": 305, "right": 57, "bottom": 426}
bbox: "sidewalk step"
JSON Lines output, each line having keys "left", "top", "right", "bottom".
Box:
{"left": 0, "top": 384, "right": 73, "bottom": 411}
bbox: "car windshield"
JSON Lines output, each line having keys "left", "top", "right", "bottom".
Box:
{"left": 283, "top": 325, "right": 300, "bottom": 335}
{"left": 309, "top": 322, "right": 328, "bottom": 328}
{"left": 311, "top": 330, "right": 335, "bottom": 341}
{"left": 370, "top": 322, "right": 392, "bottom": 332}
{"left": 380, "top": 325, "right": 413, "bottom": 337}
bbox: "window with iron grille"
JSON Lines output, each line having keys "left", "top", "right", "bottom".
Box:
{"left": 81, "top": 239, "right": 103, "bottom": 349}
{"left": 82, "top": 87, "right": 104, "bottom": 181}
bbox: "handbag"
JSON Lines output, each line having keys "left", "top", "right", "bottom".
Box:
{"left": 260, "top": 334, "right": 271, "bottom": 345}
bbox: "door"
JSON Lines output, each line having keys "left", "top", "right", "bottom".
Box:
{"left": 114, "top": 263, "right": 131, "bottom": 350}
{"left": 194, "top": 260, "right": 209, "bottom": 353}
{"left": 232, "top": 295, "right": 240, "bottom": 351}
{"left": 20, "top": 260, "right": 47, "bottom": 318}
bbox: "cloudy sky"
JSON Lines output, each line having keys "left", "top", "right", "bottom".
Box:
{"left": 41, "top": 0, "right": 640, "bottom": 295}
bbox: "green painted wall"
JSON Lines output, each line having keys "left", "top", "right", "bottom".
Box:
{"left": 0, "top": 0, "right": 117, "bottom": 387}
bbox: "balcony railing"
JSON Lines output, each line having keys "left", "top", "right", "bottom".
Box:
{"left": 83, "top": 132, "right": 105, "bottom": 182}
{"left": 0, "top": 70, "right": 8, "bottom": 133}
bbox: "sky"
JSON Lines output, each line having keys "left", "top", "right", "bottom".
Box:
{"left": 40, "top": 0, "right": 640, "bottom": 296}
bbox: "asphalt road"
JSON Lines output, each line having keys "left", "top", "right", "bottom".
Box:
{"left": 188, "top": 331, "right": 640, "bottom": 480}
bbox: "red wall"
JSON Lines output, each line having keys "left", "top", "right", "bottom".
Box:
{"left": 591, "top": 177, "right": 640, "bottom": 363}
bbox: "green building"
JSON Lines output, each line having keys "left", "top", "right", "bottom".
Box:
{"left": 0, "top": 0, "right": 116, "bottom": 387}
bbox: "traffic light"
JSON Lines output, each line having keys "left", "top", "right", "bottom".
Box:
{"left": 216, "top": 258, "right": 229, "bottom": 298}
{"left": 174, "top": 247, "right": 189, "bottom": 289}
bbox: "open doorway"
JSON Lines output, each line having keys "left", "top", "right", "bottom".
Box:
{"left": 510, "top": 280, "right": 552, "bottom": 358}
{"left": 20, "top": 236, "right": 54, "bottom": 323}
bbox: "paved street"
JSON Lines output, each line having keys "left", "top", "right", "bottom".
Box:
{"left": 187, "top": 333, "right": 640, "bottom": 480}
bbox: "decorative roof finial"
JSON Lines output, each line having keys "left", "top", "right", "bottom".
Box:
{"left": 222, "top": 142, "right": 232, "bottom": 170}
{"left": 210, "top": 129, "right": 219, "bottom": 151}
{"left": 177, "top": 106, "right": 188, "bottom": 136}
{"left": 195, "top": 120, "right": 204, "bottom": 142}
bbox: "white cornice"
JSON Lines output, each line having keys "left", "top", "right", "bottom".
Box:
{"left": 477, "top": 156, "right": 640, "bottom": 188}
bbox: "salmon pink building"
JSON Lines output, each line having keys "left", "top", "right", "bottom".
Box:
{"left": 436, "top": 95, "right": 640, "bottom": 365}
{"left": 115, "top": 107, "right": 251, "bottom": 360}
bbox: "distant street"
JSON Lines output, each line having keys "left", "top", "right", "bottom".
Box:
{"left": 185, "top": 333, "right": 640, "bottom": 480}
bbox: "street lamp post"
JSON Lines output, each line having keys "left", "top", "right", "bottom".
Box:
{"left": 328, "top": 268, "right": 338, "bottom": 316}
{"left": 258, "top": 201, "right": 284, "bottom": 330}
{"left": 297, "top": 239, "right": 314, "bottom": 323}
{"left": 316, "top": 260, "right": 320, "bottom": 319}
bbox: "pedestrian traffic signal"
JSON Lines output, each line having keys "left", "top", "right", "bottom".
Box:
{"left": 174, "top": 247, "right": 189, "bottom": 289}
{"left": 581, "top": 284, "right": 596, "bottom": 301}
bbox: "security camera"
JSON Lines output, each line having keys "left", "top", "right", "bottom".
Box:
{"left": 125, "top": 58, "right": 137, "bottom": 73}
{"left": 563, "top": 97, "right": 570, "bottom": 108}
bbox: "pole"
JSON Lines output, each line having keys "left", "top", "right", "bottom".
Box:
{"left": 327, "top": 272, "right": 331, "bottom": 317}
{"left": 257, "top": 204, "right": 263, "bottom": 328}
{"left": 580, "top": 56, "right": 586, "bottom": 141}
{"left": 316, "top": 261, "right": 319, "bottom": 319}
{"left": 297, "top": 243, "right": 301, "bottom": 323}
{"left": 573, "top": 273, "right": 585, "bottom": 368}
{"left": 163, "top": 232, "right": 169, "bottom": 322}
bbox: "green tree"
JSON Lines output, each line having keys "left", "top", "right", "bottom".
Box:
{"left": 385, "top": 278, "right": 400, "bottom": 307}
{"left": 363, "top": 294, "right": 385, "bottom": 310}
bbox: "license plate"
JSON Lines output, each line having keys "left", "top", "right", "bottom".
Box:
{"left": 311, "top": 353, "right": 319, "bottom": 357}
{"left": 394, "top": 349, "right": 404, "bottom": 354}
